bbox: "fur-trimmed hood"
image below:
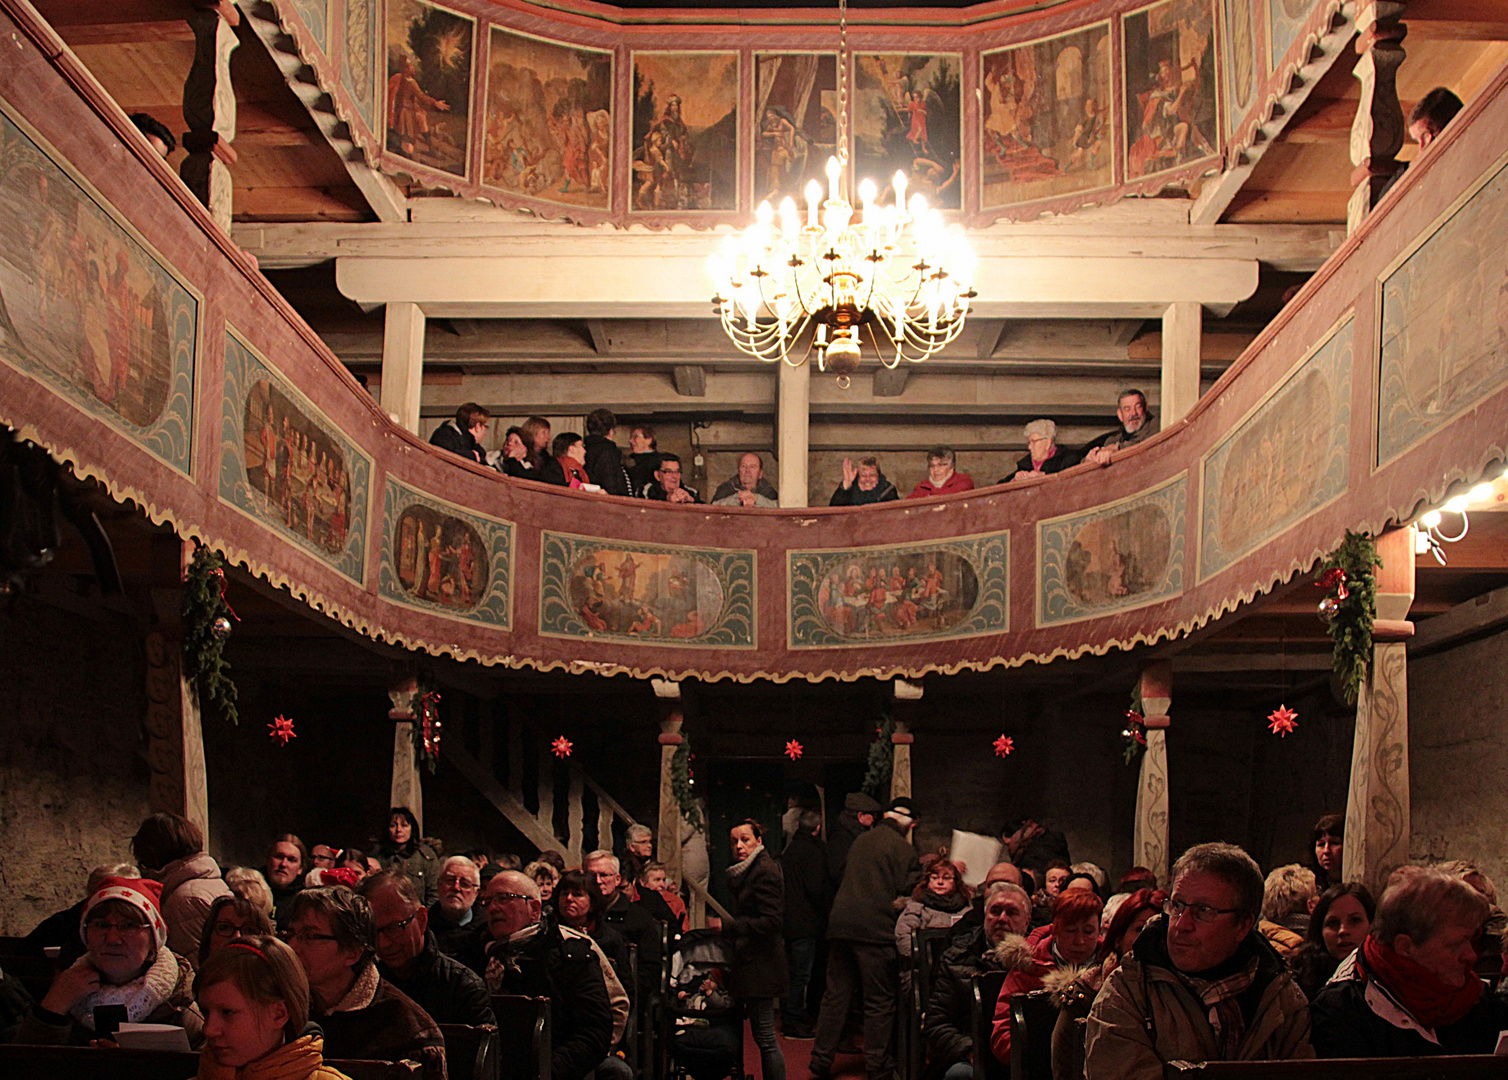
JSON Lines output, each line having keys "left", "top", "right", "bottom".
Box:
{"left": 1044, "top": 955, "right": 1120, "bottom": 1009}
{"left": 986, "top": 932, "right": 1038, "bottom": 973}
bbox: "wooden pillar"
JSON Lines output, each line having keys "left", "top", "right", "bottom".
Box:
{"left": 1343, "top": 527, "right": 1416, "bottom": 891}
{"left": 145, "top": 540, "right": 209, "bottom": 841}
{"left": 388, "top": 674, "right": 423, "bottom": 832}
{"left": 652, "top": 679, "right": 685, "bottom": 890}
{"left": 181, "top": 2, "right": 239, "bottom": 232}
{"left": 1347, "top": 2, "right": 1409, "bottom": 235}
{"left": 1160, "top": 302, "right": 1202, "bottom": 425}
{"left": 776, "top": 361, "right": 810, "bottom": 508}
{"left": 382, "top": 302, "right": 427, "bottom": 435}
{"left": 890, "top": 679, "right": 922, "bottom": 801}
{"left": 1133, "top": 661, "right": 1172, "bottom": 886}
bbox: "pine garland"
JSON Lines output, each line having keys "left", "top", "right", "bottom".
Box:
{"left": 1123, "top": 685, "right": 1147, "bottom": 766}
{"left": 181, "top": 547, "right": 239, "bottom": 725}
{"left": 408, "top": 678, "right": 442, "bottom": 773}
{"left": 672, "top": 740, "right": 702, "bottom": 832}
{"left": 861, "top": 711, "right": 896, "bottom": 799}
{"left": 1320, "top": 531, "right": 1382, "bottom": 705}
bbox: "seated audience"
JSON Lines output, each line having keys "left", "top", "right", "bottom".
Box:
{"left": 713, "top": 452, "right": 779, "bottom": 507}
{"left": 830, "top": 456, "right": 899, "bottom": 505}
{"left": 953, "top": 861, "right": 1026, "bottom": 937}
{"left": 1083, "top": 390, "right": 1158, "bottom": 465}
{"left": 1084, "top": 842, "right": 1313, "bottom": 1077}
{"left": 586, "top": 849, "right": 663, "bottom": 993}
{"left": 377, "top": 806, "right": 442, "bottom": 906}
{"left": 524, "top": 859, "right": 561, "bottom": 905}
{"left": 1003, "top": 818, "right": 1072, "bottom": 883}
{"left": 1260, "top": 864, "right": 1317, "bottom": 957}
{"left": 556, "top": 871, "right": 636, "bottom": 1063}
{"left": 1072, "top": 862, "right": 1108, "bottom": 893}
{"left": 477, "top": 870, "right": 614, "bottom": 1080}
{"left": 132, "top": 811, "right": 232, "bottom": 957}
{"left": 428, "top": 402, "right": 489, "bottom": 465}
{"left": 907, "top": 445, "right": 974, "bottom": 498}
{"left": 285, "top": 885, "right": 446, "bottom": 1075}
{"left": 1439, "top": 859, "right": 1505, "bottom": 976}
{"left": 520, "top": 415, "right": 552, "bottom": 471}
{"left": 429, "top": 854, "right": 482, "bottom": 956}
{"left": 990, "top": 888, "right": 1103, "bottom": 1062}
{"left": 339, "top": 848, "right": 379, "bottom": 879}
{"left": 1307, "top": 813, "right": 1344, "bottom": 892}
{"left": 1290, "top": 882, "right": 1374, "bottom": 1001}
{"left": 499, "top": 426, "right": 538, "bottom": 480}
{"left": 896, "top": 855, "right": 972, "bottom": 960}
{"left": 999, "top": 420, "right": 1080, "bottom": 483}
{"left": 193, "top": 933, "right": 342, "bottom": 1080}
{"left": 1311, "top": 865, "right": 1508, "bottom": 1056}
{"left": 925, "top": 881, "right": 1032, "bottom": 1080}
{"left": 128, "top": 112, "right": 176, "bottom": 159}
{"left": 22, "top": 860, "right": 137, "bottom": 963}
{"left": 625, "top": 424, "right": 662, "bottom": 496}
{"left": 310, "top": 845, "right": 340, "bottom": 871}
{"left": 1030, "top": 859, "right": 1072, "bottom": 927}
{"left": 583, "top": 408, "right": 631, "bottom": 495}
{"left": 544, "top": 432, "right": 591, "bottom": 487}
{"left": 199, "top": 894, "right": 276, "bottom": 966}
{"left": 225, "top": 866, "right": 276, "bottom": 917}
{"left": 1118, "top": 866, "right": 1159, "bottom": 892}
{"left": 264, "top": 834, "right": 308, "bottom": 929}
{"left": 17, "top": 876, "right": 204, "bottom": 1047}
{"left": 359, "top": 870, "right": 495, "bottom": 1027}
{"left": 1409, "top": 86, "right": 1464, "bottom": 150}
{"left": 635, "top": 452, "right": 697, "bottom": 502}
{"left": 620, "top": 822, "right": 656, "bottom": 883}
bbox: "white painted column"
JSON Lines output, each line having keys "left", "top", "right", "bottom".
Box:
{"left": 776, "top": 361, "right": 810, "bottom": 508}
{"left": 381, "top": 302, "right": 426, "bottom": 435}
{"left": 388, "top": 677, "right": 423, "bottom": 831}
{"left": 1133, "top": 661, "right": 1172, "bottom": 887}
{"left": 1160, "top": 301, "right": 1202, "bottom": 425}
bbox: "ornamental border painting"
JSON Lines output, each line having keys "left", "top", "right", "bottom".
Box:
{"left": 1037, "top": 476, "right": 1186, "bottom": 627}
{"left": 483, "top": 27, "right": 614, "bottom": 211}
{"left": 753, "top": 53, "right": 839, "bottom": 208}
{"left": 1376, "top": 152, "right": 1508, "bottom": 468}
{"left": 1220, "top": 0, "right": 1257, "bottom": 138}
{"left": 287, "top": 0, "right": 329, "bottom": 54}
{"left": 1199, "top": 313, "right": 1354, "bottom": 581}
{"left": 379, "top": 478, "right": 514, "bottom": 628}
{"left": 630, "top": 51, "right": 739, "bottom": 214}
{"left": 853, "top": 53, "right": 964, "bottom": 212}
{"left": 539, "top": 531, "right": 756, "bottom": 649}
{"left": 1266, "top": 0, "right": 1320, "bottom": 73}
{"left": 1122, "top": 0, "right": 1220, "bottom": 183}
{"left": 385, "top": 0, "right": 475, "bottom": 180}
{"left": 0, "top": 98, "right": 198, "bottom": 476}
{"left": 218, "top": 327, "right": 371, "bottom": 585}
{"left": 341, "top": 0, "right": 380, "bottom": 133}
{"left": 979, "top": 23, "right": 1114, "bottom": 211}
{"left": 788, "top": 531, "right": 1009, "bottom": 649}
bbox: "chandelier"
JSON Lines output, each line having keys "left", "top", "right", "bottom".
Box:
{"left": 705, "top": 0, "right": 977, "bottom": 388}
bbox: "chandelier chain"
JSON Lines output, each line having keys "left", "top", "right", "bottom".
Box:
{"left": 837, "top": 0, "right": 849, "bottom": 170}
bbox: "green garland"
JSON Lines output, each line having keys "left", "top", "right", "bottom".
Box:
{"left": 861, "top": 711, "right": 896, "bottom": 799}
{"left": 181, "top": 547, "right": 239, "bottom": 725}
{"left": 1320, "top": 531, "right": 1381, "bottom": 705}
{"left": 672, "top": 740, "right": 702, "bottom": 832}
{"left": 408, "top": 678, "right": 442, "bottom": 773}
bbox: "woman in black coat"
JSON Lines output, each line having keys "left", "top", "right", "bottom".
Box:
{"left": 719, "top": 819, "right": 789, "bottom": 1080}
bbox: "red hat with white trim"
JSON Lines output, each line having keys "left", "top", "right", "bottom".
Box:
{"left": 80, "top": 876, "right": 168, "bottom": 950}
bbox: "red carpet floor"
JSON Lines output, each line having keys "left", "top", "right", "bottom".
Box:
{"left": 741, "top": 1026, "right": 869, "bottom": 1080}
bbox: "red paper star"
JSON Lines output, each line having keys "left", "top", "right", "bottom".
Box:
{"left": 268, "top": 715, "right": 296, "bottom": 745}
{"left": 993, "top": 734, "right": 1014, "bottom": 757}
{"left": 551, "top": 736, "right": 573, "bottom": 758}
{"left": 784, "top": 739, "right": 804, "bottom": 760}
{"left": 1268, "top": 704, "right": 1299, "bottom": 738}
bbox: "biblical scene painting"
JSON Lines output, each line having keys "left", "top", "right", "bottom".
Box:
{"left": 288, "top": 0, "right": 328, "bottom": 53}
{"left": 1378, "top": 161, "right": 1508, "bottom": 465}
{"left": 1268, "top": 0, "right": 1319, "bottom": 71}
{"left": 853, "top": 54, "right": 962, "bottom": 211}
{"left": 220, "top": 329, "right": 370, "bottom": 584}
{"left": 0, "top": 107, "right": 197, "bottom": 474}
{"left": 540, "top": 532, "right": 755, "bottom": 647}
{"left": 484, "top": 29, "right": 613, "bottom": 209}
{"left": 1039, "top": 478, "right": 1185, "bottom": 626}
{"left": 754, "top": 53, "right": 838, "bottom": 206}
{"left": 789, "top": 532, "right": 1008, "bottom": 648}
{"left": 980, "top": 24, "right": 1113, "bottom": 210}
{"left": 631, "top": 52, "right": 737, "bottom": 213}
{"left": 380, "top": 480, "right": 513, "bottom": 627}
{"left": 342, "top": 0, "right": 379, "bottom": 133}
{"left": 1123, "top": 0, "right": 1219, "bottom": 181}
{"left": 385, "top": 0, "right": 474, "bottom": 178}
{"left": 1222, "top": 0, "right": 1257, "bottom": 137}
{"left": 1200, "top": 317, "right": 1353, "bottom": 579}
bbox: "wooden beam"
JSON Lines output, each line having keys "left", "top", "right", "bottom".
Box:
{"left": 585, "top": 319, "right": 612, "bottom": 355}
{"left": 671, "top": 365, "right": 706, "bottom": 397}
{"left": 872, "top": 367, "right": 910, "bottom": 397}
{"left": 1406, "top": 0, "right": 1508, "bottom": 39}
{"left": 54, "top": 19, "right": 196, "bottom": 44}
{"left": 976, "top": 320, "right": 1010, "bottom": 359}
{"left": 1410, "top": 582, "right": 1508, "bottom": 654}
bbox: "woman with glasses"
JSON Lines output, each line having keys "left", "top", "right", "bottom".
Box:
{"left": 15, "top": 875, "right": 204, "bottom": 1046}
{"left": 895, "top": 856, "right": 971, "bottom": 1002}
{"left": 198, "top": 894, "right": 275, "bottom": 967}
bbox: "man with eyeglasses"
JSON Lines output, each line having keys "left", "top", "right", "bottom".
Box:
{"left": 1084, "top": 842, "right": 1313, "bottom": 1079}
{"left": 359, "top": 870, "right": 494, "bottom": 1028}
{"left": 429, "top": 855, "right": 483, "bottom": 957}
{"left": 585, "top": 849, "right": 664, "bottom": 998}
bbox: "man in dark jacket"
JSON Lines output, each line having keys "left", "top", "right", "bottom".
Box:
{"left": 1083, "top": 389, "right": 1158, "bottom": 465}
{"left": 477, "top": 871, "right": 613, "bottom": 1080}
{"left": 361, "top": 871, "right": 496, "bottom": 1027}
{"left": 583, "top": 408, "right": 631, "bottom": 495}
{"left": 429, "top": 403, "right": 490, "bottom": 465}
{"left": 829, "top": 456, "right": 899, "bottom": 506}
{"left": 1311, "top": 865, "right": 1508, "bottom": 1056}
{"left": 429, "top": 855, "right": 483, "bottom": 957}
{"left": 625, "top": 425, "right": 662, "bottom": 496}
{"left": 782, "top": 808, "right": 832, "bottom": 1038}
{"left": 809, "top": 797, "right": 923, "bottom": 1080}
{"left": 827, "top": 792, "right": 881, "bottom": 887}
{"left": 586, "top": 849, "right": 662, "bottom": 995}
{"left": 712, "top": 452, "right": 780, "bottom": 505}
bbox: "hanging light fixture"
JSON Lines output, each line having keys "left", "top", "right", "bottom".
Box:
{"left": 705, "top": 0, "right": 977, "bottom": 388}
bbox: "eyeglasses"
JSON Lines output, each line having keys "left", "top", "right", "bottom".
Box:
{"left": 376, "top": 912, "right": 420, "bottom": 939}
{"left": 86, "top": 919, "right": 149, "bottom": 936}
{"left": 439, "top": 874, "right": 479, "bottom": 890}
{"left": 1163, "top": 897, "right": 1240, "bottom": 924}
{"left": 482, "top": 892, "right": 535, "bottom": 907}
{"left": 212, "top": 921, "right": 250, "bottom": 938}
{"left": 279, "top": 929, "right": 341, "bottom": 945}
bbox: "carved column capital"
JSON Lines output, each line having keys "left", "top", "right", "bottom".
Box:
{"left": 1348, "top": 2, "right": 1409, "bottom": 234}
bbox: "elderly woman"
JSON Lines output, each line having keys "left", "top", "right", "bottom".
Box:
{"left": 198, "top": 894, "right": 276, "bottom": 967}
{"left": 1000, "top": 419, "right": 1079, "bottom": 483}
{"left": 1260, "top": 864, "right": 1318, "bottom": 956}
{"left": 17, "top": 876, "right": 204, "bottom": 1046}
{"left": 1290, "top": 882, "right": 1375, "bottom": 1000}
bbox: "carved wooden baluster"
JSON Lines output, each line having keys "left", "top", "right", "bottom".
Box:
{"left": 1348, "top": 1, "right": 1408, "bottom": 234}
{"left": 182, "top": 0, "right": 240, "bottom": 231}
{"left": 1133, "top": 661, "right": 1171, "bottom": 887}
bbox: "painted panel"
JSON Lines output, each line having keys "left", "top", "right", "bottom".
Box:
{"left": 1267, "top": 0, "right": 1319, "bottom": 72}
{"left": 0, "top": 103, "right": 196, "bottom": 474}
{"left": 1222, "top": 0, "right": 1257, "bottom": 137}
{"left": 219, "top": 329, "right": 371, "bottom": 584}
{"left": 854, "top": 54, "right": 963, "bottom": 211}
{"left": 1123, "top": 0, "right": 1219, "bottom": 181}
{"left": 1377, "top": 157, "right": 1508, "bottom": 466}
{"left": 385, "top": 0, "right": 475, "bottom": 179}
{"left": 380, "top": 478, "right": 513, "bottom": 627}
{"left": 540, "top": 532, "right": 755, "bottom": 647}
{"left": 483, "top": 28, "right": 612, "bottom": 209}
{"left": 631, "top": 52, "right": 737, "bottom": 213}
{"left": 342, "top": 0, "right": 379, "bottom": 132}
{"left": 1201, "top": 316, "right": 1354, "bottom": 579}
{"left": 980, "top": 24, "right": 1113, "bottom": 210}
{"left": 754, "top": 53, "right": 838, "bottom": 206}
{"left": 288, "top": 0, "right": 329, "bottom": 53}
{"left": 789, "top": 531, "right": 1008, "bottom": 648}
{"left": 1038, "top": 477, "right": 1186, "bottom": 626}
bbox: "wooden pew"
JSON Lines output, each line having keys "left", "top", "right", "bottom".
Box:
{"left": 490, "top": 993, "right": 552, "bottom": 1080}
{"left": 439, "top": 1022, "right": 500, "bottom": 1080}
{"left": 908, "top": 926, "right": 959, "bottom": 1080}
{"left": 970, "top": 970, "right": 1009, "bottom": 1080}
{"left": 0, "top": 1045, "right": 422, "bottom": 1078}
{"left": 1007, "top": 989, "right": 1057, "bottom": 1080}
{"left": 1164, "top": 1058, "right": 1508, "bottom": 1079}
